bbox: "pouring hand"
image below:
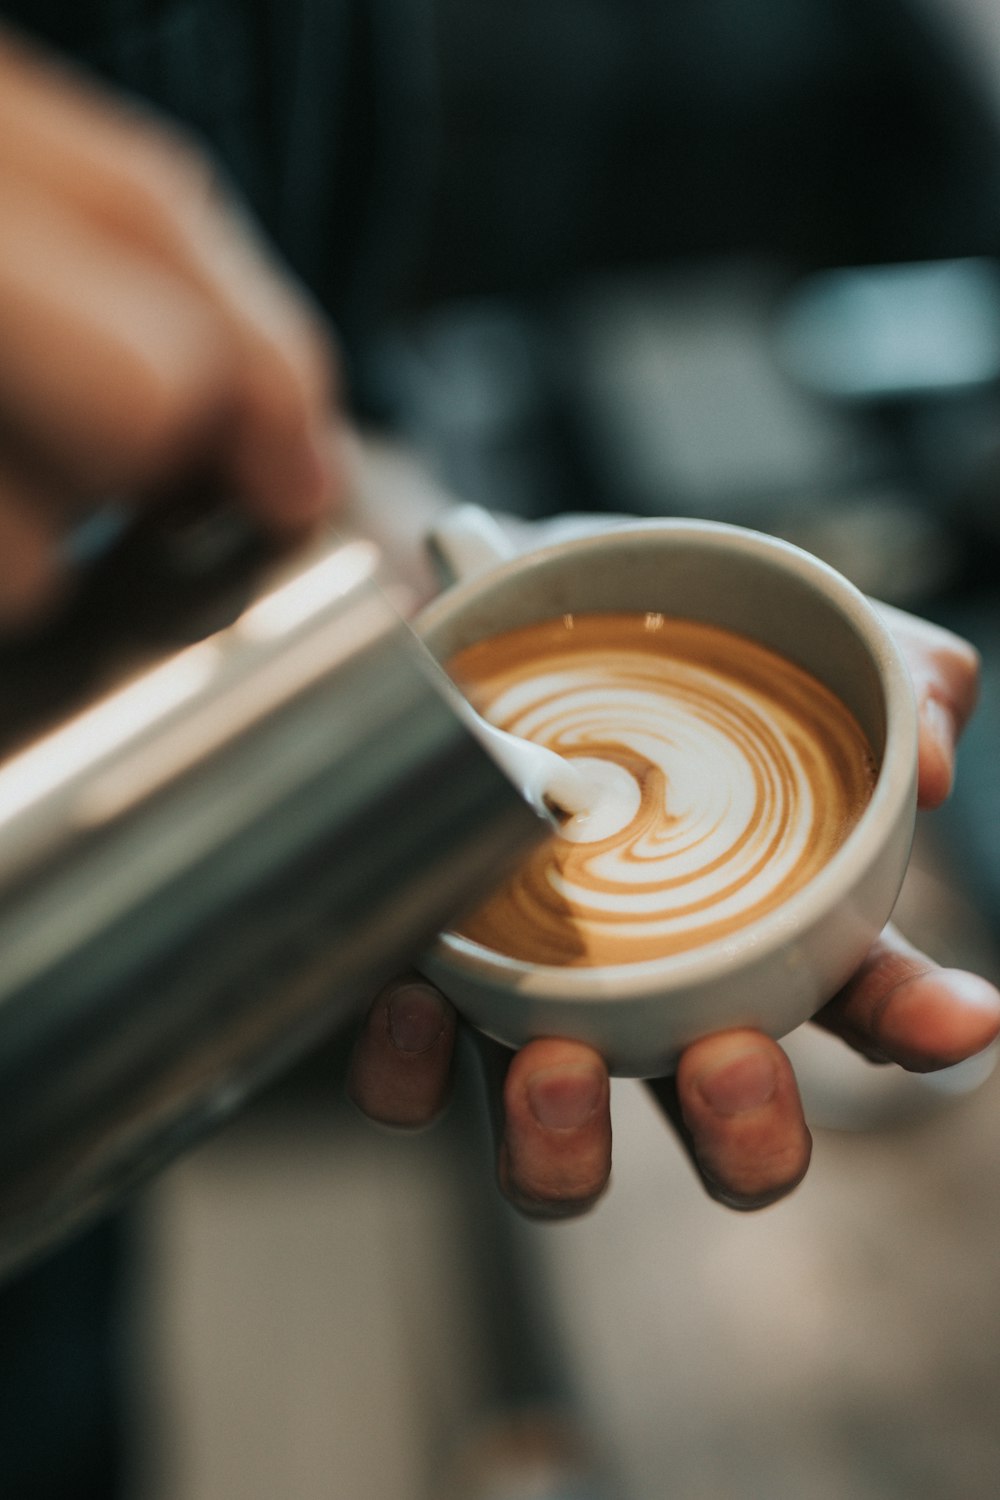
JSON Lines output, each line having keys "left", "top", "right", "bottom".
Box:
{"left": 348, "top": 605, "right": 1000, "bottom": 1216}
{"left": 0, "top": 29, "right": 344, "bottom": 627}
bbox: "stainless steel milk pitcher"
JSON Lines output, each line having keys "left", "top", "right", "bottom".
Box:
{"left": 0, "top": 503, "right": 544, "bottom": 1279}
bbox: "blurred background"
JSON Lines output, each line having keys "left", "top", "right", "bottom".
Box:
{"left": 7, "top": 0, "right": 1000, "bottom": 1495}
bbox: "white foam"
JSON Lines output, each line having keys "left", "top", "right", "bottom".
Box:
{"left": 455, "top": 622, "right": 874, "bottom": 963}
{"left": 558, "top": 757, "right": 643, "bottom": 843}
{"left": 486, "top": 661, "right": 829, "bottom": 938}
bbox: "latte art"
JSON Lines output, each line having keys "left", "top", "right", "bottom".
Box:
{"left": 448, "top": 613, "right": 877, "bottom": 967}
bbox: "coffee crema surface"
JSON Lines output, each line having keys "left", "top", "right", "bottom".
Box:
{"left": 447, "top": 612, "right": 877, "bottom": 967}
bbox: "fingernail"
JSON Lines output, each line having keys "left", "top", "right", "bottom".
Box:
{"left": 527, "top": 1065, "right": 604, "bottom": 1130}
{"left": 387, "top": 984, "right": 447, "bottom": 1054}
{"left": 696, "top": 1049, "right": 778, "bottom": 1116}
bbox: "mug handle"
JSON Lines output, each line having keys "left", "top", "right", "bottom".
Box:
{"left": 427, "top": 504, "right": 519, "bottom": 587}
{"left": 428, "top": 504, "right": 646, "bottom": 590}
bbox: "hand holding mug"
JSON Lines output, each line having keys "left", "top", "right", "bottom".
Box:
{"left": 348, "top": 516, "right": 1000, "bottom": 1214}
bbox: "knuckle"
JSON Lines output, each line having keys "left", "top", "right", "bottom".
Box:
{"left": 90, "top": 115, "right": 220, "bottom": 260}
{"left": 118, "top": 125, "right": 216, "bottom": 229}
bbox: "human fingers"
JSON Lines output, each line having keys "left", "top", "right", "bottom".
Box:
{"left": 0, "top": 34, "right": 341, "bottom": 536}
{"left": 345, "top": 976, "right": 458, "bottom": 1128}
{"left": 814, "top": 923, "right": 1000, "bottom": 1071}
{"left": 494, "top": 1037, "right": 612, "bottom": 1219}
{"left": 647, "top": 1030, "right": 812, "bottom": 1211}
{"left": 0, "top": 173, "right": 241, "bottom": 503}
{"left": 348, "top": 981, "right": 613, "bottom": 1216}
{"left": 875, "top": 601, "right": 980, "bottom": 808}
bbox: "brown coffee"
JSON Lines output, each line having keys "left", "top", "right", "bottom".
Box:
{"left": 447, "top": 612, "right": 877, "bottom": 967}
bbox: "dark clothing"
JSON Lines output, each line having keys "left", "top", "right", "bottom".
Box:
{"left": 0, "top": 1219, "right": 130, "bottom": 1500}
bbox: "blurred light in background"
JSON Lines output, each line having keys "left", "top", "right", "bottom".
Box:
{"left": 776, "top": 259, "right": 1000, "bottom": 401}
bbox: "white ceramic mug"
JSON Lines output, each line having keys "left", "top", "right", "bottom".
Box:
{"left": 417, "top": 510, "right": 918, "bottom": 1077}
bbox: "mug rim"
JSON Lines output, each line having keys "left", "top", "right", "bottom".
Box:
{"left": 420, "top": 517, "right": 918, "bottom": 999}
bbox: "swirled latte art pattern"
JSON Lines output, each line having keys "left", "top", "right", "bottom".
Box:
{"left": 448, "top": 613, "right": 877, "bottom": 967}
